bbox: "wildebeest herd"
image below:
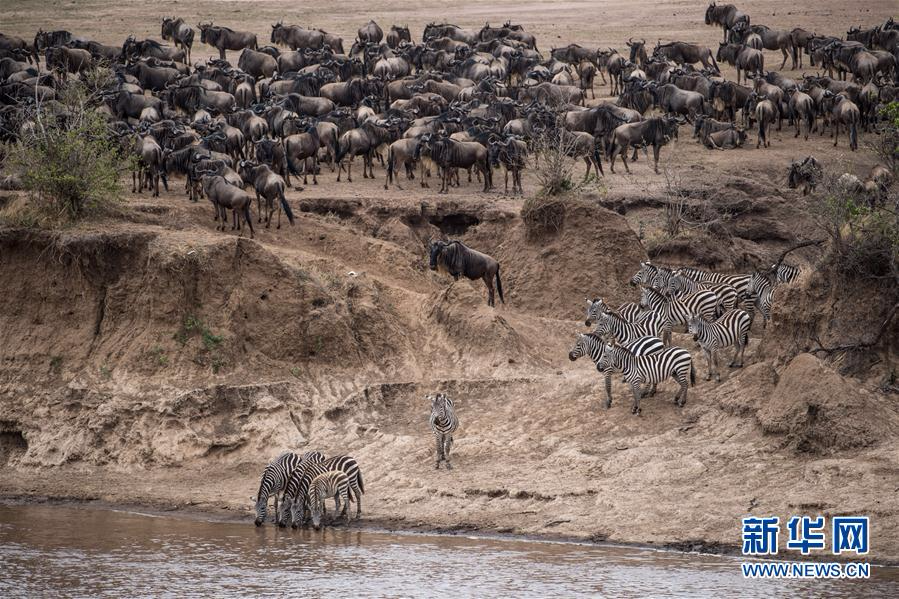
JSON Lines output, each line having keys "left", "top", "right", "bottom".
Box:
{"left": 1, "top": 4, "right": 896, "bottom": 238}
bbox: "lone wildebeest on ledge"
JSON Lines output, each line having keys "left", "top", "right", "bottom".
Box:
{"left": 429, "top": 240, "right": 504, "bottom": 307}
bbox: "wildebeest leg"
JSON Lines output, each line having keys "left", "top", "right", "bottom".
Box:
{"left": 484, "top": 274, "right": 495, "bottom": 307}
{"left": 256, "top": 192, "right": 263, "bottom": 224}
{"left": 652, "top": 145, "right": 661, "bottom": 174}
{"left": 132, "top": 170, "right": 137, "bottom": 194}
{"left": 267, "top": 196, "right": 275, "bottom": 229}
{"left": 833, "top": 122, "right": 839, "bottom": 147}
{"left": 312, "top": 156, "right": 318, "bottom": 185}
{"left": 780, "top": 48, "right": 788, "bottom": 70}
{"left": 620, "top": 146, "right": 631, "bottom": 173}
{"left": 583, "top": 156, "right": 592, "bottom": 179}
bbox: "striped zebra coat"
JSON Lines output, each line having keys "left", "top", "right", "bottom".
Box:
{"left": 598, "top": 343, "right": 695, "bottom": 414}
{"left": 309, "top": 470, "right": 351, "bottom": 530}
{"left": 592, "top": 309, "right": 671, "bottom": 345}
{"left": 687, "top": 309, "right": 752, "bottom": 382}
{"left": 569, "top": 332, "right": 665, "bottom": 408}
{"left": 254, "top": 451, "right": 301, "bottom": 526}
{"left": 585, "top": 298, "right": 658, "bottom": 326}
{"left": 664, "top": 275, "right": 739, "bottom": 314}
{"left": 638, "top": 286, "right": 720, "bottom": 343}
{"left": 282, "top": 455, "right": 365, "bottom": 527}
{"left": 429, "top": 393, "right": 458, "bottom": 469}
{"left": 741, "top": 272, "right": 775, "bottom": 328}
{"left": 673, "top": 266, "right": 753, "bottom": 298}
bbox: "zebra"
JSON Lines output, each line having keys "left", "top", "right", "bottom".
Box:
{"left": 638, "top": 286, "right": 720, "bottom": 343}
{"left": 568, "top": 332, "right": 665, "bottom": 408}
{"left": 687, "top": 309, "right": 752, "bottom": 382}
{"left": 429, "top": 392, "right": 458, "bottom": 470}
{"left": 309, "top": 470, "right": 351, "bottom": 530}
{"left": 740, "top": 272, "right": 776, "bottom": 328}
{"left": 593, "top": 309, "right": 671, "bottom": 344}
{"left": 673, "top": 266, "right": 753, "bottom": 297}
{"left": 283, "top": 455, "right": 365, "bottom": 527}
{"left": 629, "top": 260, "right": 671, "bottom": 288}
{"left": 253, "top": 451, "right": 300, "bottom": 526}
{"left": 598, "top": 343, "right": 695, "bottom": 415}
{"left": 663, "top": 275, "right": 739, "bottom": 314}
{"left": 773, "top": 263, "right": 800, "bottom": 285}
{"left": 584, "top": 298, "right": 656, "bottom": 326}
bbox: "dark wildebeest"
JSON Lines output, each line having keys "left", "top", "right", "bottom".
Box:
{"left": 652, "top": 83, "right": 706, "bottom": 121}
{"left": 238, "top": 48, "right": 277, "bottom": 78}
{"left": 336, "top": 120, "right": 395, "bottom": 182}
{"left": 654, "top": 41, "right": 719, "bottom": 72}
{"left": 626, "top": 38, "right": 648, "bottom": 67}
{"left": 692, "top": 115, "right": 734, "bottom": 143}
{"left": 786, "top": 88, "right": 816, "bottom": 140}
{"left": 790, "top": 28, "right": 815, "bottom": 68}
{"left": 488, "top": 135, "right": 528, "bottom": 195}
{"left": 384, "top": 137, "right": 421, "bottom": 190}
{"left": 161, "top": 17, "right": 194, "bottom": 63}
{"left": 703, "top": 127, "right": 747, "bottom": 149}
{"left": 787, "top": 156, "right": 823, "bottom": 195}
{"left": 823, "top": 92, "right": 860, "bottom": 151}
{"left": 33, "top": 29, "right": 76, "bottom": 53}
{"left": 704, "top": 2, "right": 750, "bottom": 43}
{"left": 387, "top": 25, "right": 411, "bottom": 49}
{"left": 44, "top": 46, "right": 92, "bottom": 77}
{"left": 122, "top": 37, "right": 186, "bottom": 64}
{"left": 132, "top": 133, "right": 167, "bottom": 197}
{"left": 237, "top": 161, "right": 295, "bottom": 229}
{"left": 199, "top": 23, "right": 257, "bottom": 61}
{"left": 747, "top": 94, "right": 779, "bottom": 148}
{"left": 750, "top": 24, "right": 796, "bottom": 69}
{"left": 577, "top": 60, "right": 598, "bottom": 99}
{"left": 284, "top": 120, "right": 321, "bottom": 186}
{"left": 416, "top": 134, "right": 491, "bottom": 194}
{"left": 198, "top": 174, "right": 255, "bottom": 238}
{"left": 254, "top": 138, "right": 289, "bottom": 183}
{"left": 428, "top": 240, "right": 504, "bottom": 307}
{"left": 358, "top": 21, "right": 384, "bottom": 44}
{"left": 0, "top": 33, "right": 36, "bottom": 64}
{"left": 607, "top": 116, "right": 680, "bottom": 174}
{"left": 715, "top": 43, "right": 763, "bottom": 85}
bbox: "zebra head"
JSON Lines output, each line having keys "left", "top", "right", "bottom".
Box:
{"left": 687, "top": 315, "right": 703, "bottom": 341}
{"left": 310, "top": 488, "right": 324, "bottom": 530}
{"left": 584, "top": 298, "right": 606, "bottom": 326}
{"left": 253, "top": 493, "right": 268, "bottom": 526}
{"left": 629, "top": 260, "right": 656, "bottom": 287}
{"left": 289, "top": 496, "right": 305, "bottom": 529}
{"left": 569, "top": 334, "right": 588, "bottom": 361}
{"left": 429, "top": 393, "right": 451, "bottom": 418}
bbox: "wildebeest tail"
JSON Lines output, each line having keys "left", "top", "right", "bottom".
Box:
{"left": 280, "top": 190, "right": 295, "bottom": 225}
{"left": 495, "top": 266, "right": 505, "bottom": 304}
{"left": 850, "top": 123, "right": 857, "bottom": 150}
{"left": 335, "top": 137, "right": 349, "bottom": 164}
{"left": 243, "top": 205, "right": 255, "bottom": 236}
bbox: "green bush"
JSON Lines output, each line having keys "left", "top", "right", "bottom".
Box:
{"left": 7, "top": 75, "right": 127, "bottom": 222}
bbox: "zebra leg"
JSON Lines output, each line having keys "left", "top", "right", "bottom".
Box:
{"left": 273, "top": 495, "right": 278, "bottom": 524}
{"left": 630, "top": 381, "right": 642, "bottom": 415}
{"left": 444, "top": 435, "right": 453, "bottom": 470}
{"left": 712, "top": 350, "right": 721, "bottom": 383}
{"left": 603, "top": 372, "right": 613, "bottom": 409}
{"left": 435, "top": 433, "right": 443, "bottom": 469}
{"left": 704, "top": 348, "right": 713, "bottom": 381}
{"left": 354, "top": 485, "right": 362, "bottom": 519}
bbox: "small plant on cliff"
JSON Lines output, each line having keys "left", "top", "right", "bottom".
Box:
{"left": 6, "top": 67, "right": 128, "bottom": 224}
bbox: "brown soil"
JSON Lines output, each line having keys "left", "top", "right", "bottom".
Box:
{"left": 2, "top": 0, "right": 898, "bottom": 562}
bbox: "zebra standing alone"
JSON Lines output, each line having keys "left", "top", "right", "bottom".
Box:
{"left": 687, "top": 310, "right": 752, "bottom": 382}
{"left": 598, "top": 343, "right": 695, "bottom": 415}
{"left": 309, "top": 470, "right": 351, "bottom": 530}
{"left": 569, "top": 332, "right": 665, "bottom": 408}
{"left": 429, "top": 392, "right": 458, "bottom": 470}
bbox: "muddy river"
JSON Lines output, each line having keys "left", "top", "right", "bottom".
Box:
{"left": 0, "top": 504, "right": 896, "bottom": 597}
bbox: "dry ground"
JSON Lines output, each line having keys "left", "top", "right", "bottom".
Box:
{"left": 1, "top": 0, "right": 898, "bottom": 562}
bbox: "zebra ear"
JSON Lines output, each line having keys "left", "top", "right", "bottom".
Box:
{"left": 585, "top": 298, "right": 592, "bottom": 306}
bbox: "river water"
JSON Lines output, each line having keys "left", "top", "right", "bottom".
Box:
{"left": 0, "top": 504, "right": 896, "bottom": 598}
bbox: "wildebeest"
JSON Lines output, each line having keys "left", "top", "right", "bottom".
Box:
{"left": 787, "top": 156, "right": 823, "bottom": 195}
{"left": 748, "top": 94, "right": 779, "bottom": 148}
{"left": 704, "top": 2, "right": 750, "bottom": 43}
{"left": 44, "top": 46, "right": 92, "bottom": 77}
{"left": 238, "top": 48, "right": 277, "bottom": 78}
{"left": 416, "top": 133, "right": 491, "bottom": 193}
{"left": 384, "top": 137, "right": 421, "bottom": 189}
{"left": 199, "top": 23, "right": 258, "bottom": 60}
{"left": 626, "top": 38, "right": 648, "bottom": 67}
{"left": 123, "top": 36, "right": 186, "bottom": 64}
{"left": 0, "top": 33, "right": 36, "bottom": 63}
{"left": 238, "top": 161, "right": 294, "bottom": 229}
{"left": 387, "top": 25, "right": 412, "bottom": 49}
{"left": 161, "top": 17, "right": 194, "bottom": 63}
{"left": 787, "top": 89, "right": 816, "bottom": 140}
{"left": 693, "top": 115, "right": 733, "bottom": 142}
{"left": 750, "top": 24, "right": 796, "bottom": 69}
{"left": 357, "top": 21, "right": 384, "bottom": 44}
{"left": 284, "top": 120, "right": 321, "bottom": 186}
{"left": 703, "top": 127, "right": 747, "bottom": 149}
{"left": 336, "top": 120, "right": 395, "bottom": 182}
{"left": 577, "top": 60, "right": 598, "bottom": 99}
{"left": 488, "top": 135, "right": 528, "bottom": 195}
{"left": 652, "top": 83, "right": 706, "bottom": 121}
{"left": 198, "top": 174, "right": 255, "bottom": 238}
{"left": 254, "top": 138, "right": 289, "bottom": 183}
{"left": 428, "top": 240, "right": 504, "bottom": 307}
{"left": 653, "top": 41, "right": 719, "bottom": 72}
{"left": 824, "top": 92, "right": 860, "bottom": 151}
{"left": 131, "top": 132, "right": 167, "bottom": 197}
{"left": 715, "top": 43, "right": 763, "bottom": 85}
{"left": 710, "top": 80, "right": 752, "bottom": 123}
{"left": 607, "top": 116, "right": 680, "bottom": 174}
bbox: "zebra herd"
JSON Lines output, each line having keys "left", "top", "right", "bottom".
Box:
{"left": 253, "top": 450, "right": 364, "bottom": 530}
{"left": 571, "top": 260, "right": 799, "bottom": 413}
{"left": 253, "top": 393, "right": 460, "bottom": 527}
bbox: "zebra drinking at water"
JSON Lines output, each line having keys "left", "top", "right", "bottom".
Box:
{"left": 253, "top": 450, "right": 324, "bottom": 526}
{"left": 598, "top": 343, "right": 695, "bottom": 415}
{"left": 569, "top": 332, "right": 665, "bottom": 408}
{"left": 687, "top": 309, "right": 752, "bottom": 382}
{"left": 429, "top": 392, "right": 458, "bottom": 470}
{"left": 282, "top": 455, "right": 365, "bottom": 527}
{"left": 309, "top": 470, "right": 351, "bottom": 530}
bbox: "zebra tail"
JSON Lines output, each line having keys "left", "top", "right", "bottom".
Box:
{"left": 690, "top": 363, "right": 696, "bottom": 387}
{"left": 495, "top": 266, "right": 505, "bottom": 304}
{"left": 742, "top": 331, "right": 749, "bottom": 347}
{"left": 280, "top": 190, "right": 295, "bottom": 225}
{"left": 357, "top": 469, "right": 365, "bottom": 494}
